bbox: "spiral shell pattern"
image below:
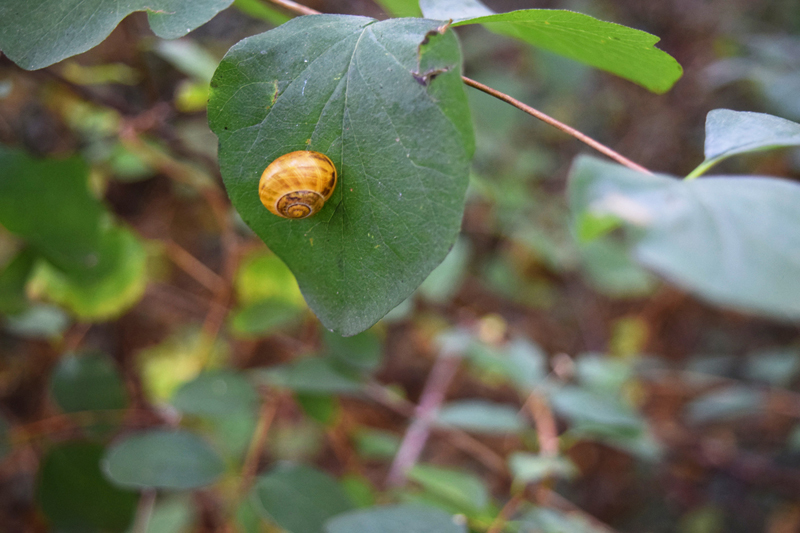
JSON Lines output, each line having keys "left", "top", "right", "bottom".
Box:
{"left": 258, "top": 151, "right": 337, "bottom": 219}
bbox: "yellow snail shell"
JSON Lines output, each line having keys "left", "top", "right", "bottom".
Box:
{"left": 258, "top": 151, "right": 338, "bottom": 219}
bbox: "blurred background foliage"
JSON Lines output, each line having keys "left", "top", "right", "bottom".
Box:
{"left": 0, "top": 0, "right": 799, "bottom": 532}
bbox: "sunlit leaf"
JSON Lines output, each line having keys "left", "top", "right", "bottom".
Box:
{"left": 325, "top": 504, "right": 466, "bottom": 533}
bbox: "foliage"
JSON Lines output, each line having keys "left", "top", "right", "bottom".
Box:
{"left": 0, "top": 0, "right": 799, "bottom": 531}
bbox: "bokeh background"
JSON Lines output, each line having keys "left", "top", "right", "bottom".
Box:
{"left": 1, "top": 0, "right": 799, "bottom": 531}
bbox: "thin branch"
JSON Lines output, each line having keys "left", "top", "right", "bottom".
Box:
{"left": 386, "top": 351, "right": 462, "bottom": 487}
{"left": 525, "top": 392, "right": 559, "bottom": 457}
{"left": 267, "top": 0, "right": 320, "bottom": 15}
{"left": 486, "top": 493, "right": 525, "bottom": 533}
{"left": 239, "top": 393, "right": 278, "bottom": 495}
{"left": 461, "top": 76, "right": 653, "bottom": 174}
{"left": 164, "top": 240, "right": 226, "bottom": 294}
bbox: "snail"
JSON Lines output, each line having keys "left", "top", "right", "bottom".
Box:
{"left": 258, "top": 150, "right": 338, "bottom": 219}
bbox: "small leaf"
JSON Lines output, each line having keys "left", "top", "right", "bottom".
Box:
{"left": 744, "top": 348, "right": 800, "bottom": 387}
{"left": 209, "top": 15, "right": 474, "bottom": 336}
{"left": 549, "top": 386, "right": 642, "bottom": 429}
{"left": 420, "top": 2, "right": 682, "bottom": 93}
{"left": 436, "top": 400, "right": 526, "bottom": 434}
{"left": 0, "top": 249, "right": 36, "bottom": 315}
{"left": 685, "top": 386, "right": 765, "bottom": 424}
{"left": 704, "top": 109, "right": 800, "bottom": 164}
{"left": 258, "top": 357, "right": 364, "bottom": 395}
{"left": 170, "top": 371, "right": 258, "bottom": 418}
{"left": 102, "top": 429, "right": 225, "bottom": 490}
{"left": 324, "top": 328, "right": 383, "bottom": 372}
{"left": 508, "top": 453, "right": 578, "bottom": 484}
{"left": 37, "top": 442, "right": 138, "bottom": 531}
{"left": 325, "top": 504, "right": 466, "bottom": 533}
{"left": 29, "top": 227, "right": 148, "bottom": 320}
{"left": 0, "top": 0, "right": 235, "bottom": 70}
{"left": 252, "top": 463, "right": 354, "bottom": 533}
{"left": 569, "top": 156, "right": 800, "bottom": 320}
{"left": 4, "top": 304, "right": 70, "bottom": 340}
{"left": 229, "top": 298, "right": 305, "bottom": 338}
{"left": 50, "top": 352, "right": 128, "bottom": 413}
{"left": 354, "top": 428, "right": 401, "bottom": 459}
{"left": 408, "top": 464, "right": 489, "bottom": 512}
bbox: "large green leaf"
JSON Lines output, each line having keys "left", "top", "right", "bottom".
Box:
{"left": 420, "top": 1, "right": 682, "bottom": 93}
{"left": 325, "top": 505, "right": 466, "bottom": 533}
{"left": 569, "top": 156, "right": 800, "bottom": 320}
{"left": 209, "top": 15, "right": 473, "bottom": 336}
{"left": 689, "top": 109, "right": 800, "bottom": 177}
{"left": 252, "top": 463, "right": 354, "bottom": 533}
{"left": 0, "top": 0, "right": 234, "bottom": 70}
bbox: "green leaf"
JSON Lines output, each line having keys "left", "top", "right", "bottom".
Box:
{"left": 258, "top": 357, "right": 364, "bottom": 395}
{"left": 37, "top": 442, "right": 138, "bottom": 531}
{"left": 142, "top": 497, "right": 195, "bottom": 533}
{"left": 0, "top": 0, "right": 234, "bottom": 70}
{"left": 569, "top": 155, "right": 800, "bottom": 320}
{"left": 0, "top": 148, "right": 112, "bottom": 280}
{"left": 208, "top": 15, "right": 474, "bottom": 336}
{"left": 325, "top": 504, "right": 466, "bottom": 533}
{"left": 373, "top": 0, "right": 423, "bottom": 18}
{"left": 252, "top": 463, "right": 354, "bottom": 533}
{"left": 408, "top": 464, "right": 489, "bottom": 513}
{"left": 692, "top": 109, "right": 800, "bottom": 176}
{"left": 229, "top": 298, "right": 305, "bottom": 338}
{"left": 29, "top": 226, "right": 148, "bottom": 320}
{"left": 50, "top": 352, "right": 128, "bottom": 413}
{"left": 324, "top": 328, "right": 383, "bottom": 372}
{"left": 102, "top": 429, "right": 225, "bottom": 490}
{"left": 508, "top": 453, "right": 577, "bottom": 485}
{"left": 435, "top": 400, "right": 526, "bottom": 434}
{"left": 0, "top": 249, "right": 35, "bottom": 315}
{"left": 685, "top": 386, "right": 764, "bottom": 424}
{"left": 549, "top": 386, "right": 641, "bottom": 429}
{"left": 4, "top": 303, "right": 70, "bottom": 339}
{"left": 420, "top": 2, "right": 682, "bottom": 93}
{"left": 170, "top": 371, "right": 258, "bottom": 418}
{"left": 233, "top": 0, "right": 291, "bottom": 25}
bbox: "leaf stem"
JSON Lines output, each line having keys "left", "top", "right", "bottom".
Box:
{"left": 461, "top": 76, "right": 653, "bottom": 175}
{"left": 684, "top": 157, "right": 720, "bottom": 180}
{"left": 266, "top": 0, "right": 654, "bottom": 176}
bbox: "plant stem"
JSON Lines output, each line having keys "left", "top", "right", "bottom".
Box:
{"left": 267, "top": 0, "right": 320, "bottom": 15}
{"left": 685, "top": 157, "right": 719, "bottom": 180}
{"left": 461, "top": 77, "right": 653, "bottom": 174}
{"left": 265, "top": 0, "right": 655, "bottom": 175}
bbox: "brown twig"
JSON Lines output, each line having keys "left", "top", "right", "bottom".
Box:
{"left": 239, "top": 392, "right": 278, "bottom": 495}
{"left": 486, "top": 493, "right": 525, "bottom": 533}
{"left": 164, "top": 240, "right": 226, "bottom": 294}
{"left": 386, "top": 351, "right": 462, "bottom": 487}
{"left": 266, "top": 0, "right": 320, "bottom": 15}
{"left": 131, "top": 490, "right": 157, "bottom": 533}
{"left": 525, "top": 393, "right": 559, "bottom": 457}
{"left": 461, "top": 76, "right": 653, "bottom": 174}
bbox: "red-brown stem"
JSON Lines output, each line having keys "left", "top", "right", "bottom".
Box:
{"left": 239, "top": 393, "right": 278, "bottom": 495}
{"left": 486, "top": 493, "right": 525, "bottom": 533}
{"left": 526, "top": 393, "right": 559, "bottom": 457}
{"left": 461, "top": 76, "right": 653, "bottom": 174}
{"left": 386, "top": 352, "right": 462, "bottom": 487}
{"left": 267, "top": 0, "right": 320, "bottom": 15}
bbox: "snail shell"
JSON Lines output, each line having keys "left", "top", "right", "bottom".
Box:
{"left": 258, "top": 151, "right": 338, "bottom": 219}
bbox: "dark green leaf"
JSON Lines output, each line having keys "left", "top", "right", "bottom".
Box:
{"left": 569, "top": 156, "right": 800, "bottom": 320}
{"left": 252, "top": 463, "right": 354, "bottom": 533}
{"left": 0, "top": 148, "right": 112, "bottom": 280}
{"left": 325, "top": 504, "right": 466, "bottom": 533}
{"left": 0, "top": 0, "right": 234, "bottom": 70}
{"left": 102, "top": 429, "right": 225, "bottom": 490}
{"left": 171, "top": 371, "right": 258, "bottom": 418}
{"left": 209, "top": 15, "right": 474, "bottom": 336}
{"left": 0, "top": 249, "right": 35, "bottom": 315}
{"left": 295, "top": 393, "right": 340, "bottom": 425}
{"left": 420, "top": 2, "right": 682, "bottom": 93}
{"left": 50, "top": 352, "right": 128, "bottom": 413}
{"left": 37, "top": 442, "right": 138, "bottom": 531}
